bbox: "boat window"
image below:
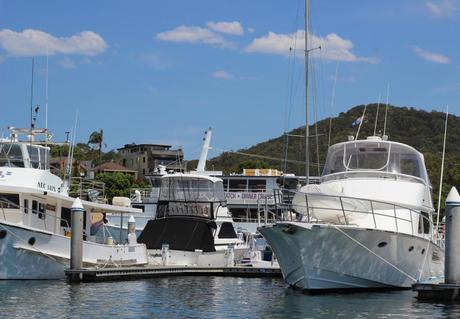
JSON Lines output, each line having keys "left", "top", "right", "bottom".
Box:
{"left": 248, "top": 179, "right": 266, "bottom": 192}
{"left": 32, "top": 200, "right": 38, "bottom": 214}
{"left": 61, "top": 207, "right": 71, "bottom": 227}
{"left": 387, "top": 145, "right": 426, "bottom": 180}
{"left": 39, "top": 148, "right": 49, "bottom": 170}
{"left": 229, "top": 179, "right": 247, "bottom": 192}
{"left": 159, "top": 177, "right": 222, "bottom": 202}
{"left": 418, "top": 212, "right": 430, "bottom": 234}
{"left": 27, "top": 145, "right": 40, "bottom": 169}
{"left": 38, "top": 203, "right": 46, "bottom": 219}
{"left": 218, "top": 222, "right": 238, "bottom": 239}
{"left": 0, "top": 143, "right": 24, "bottom": 168}
{"left": 156, "top": 202, "right": 213, "bottom": 219}
{"left": 0, "top": 193, "right": 19, "bottom": 209}
{"left": 214, "top": 181, "right": 226, "bottom": 201}
{"left": 24, "top": 199, "right": 29, "bottom": 214}
{"left": 344, "top": 143, "right": 390, "bottom": 170}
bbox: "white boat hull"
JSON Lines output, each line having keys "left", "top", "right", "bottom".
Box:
{"left": 0, "top": 221, "right": 148, "bottom": 279}
{"left": 147, "top": 246, "right": 248, "bottom": 267}
{"left": 259, "top": 222, "right": 444, "bottom": 290}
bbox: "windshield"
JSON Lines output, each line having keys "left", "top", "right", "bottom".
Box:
{"left": 0, "top": 143, "right": 24, "bottom": 168}
{"left": 322, "top": 141, "right": 428, "bottom": 182}
{"left": 159, "top": 177, "right": 225, "bottom": 202}
{"left": 27, "top": 145, "right": 50, "bottom": 170}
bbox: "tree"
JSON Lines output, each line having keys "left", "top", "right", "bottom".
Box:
{"left": 95, "top": 172, "right": 149, "bottom": 202}
{"left": 88, "top": 130, "right": 104, "bottom": 165}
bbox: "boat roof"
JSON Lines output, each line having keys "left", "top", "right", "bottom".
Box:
{"left": 329, "top": 136, "right": 423, "bottom": 156}
{"left": 160, "top": 173, "right": 223, "bottom": 183}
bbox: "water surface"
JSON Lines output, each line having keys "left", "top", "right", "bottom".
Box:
{"left": 0, "top": 277, "right": 459, "bottom": 318}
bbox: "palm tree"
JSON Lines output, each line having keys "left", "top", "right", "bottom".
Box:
{"left": 88, "top": 129, "right": 104, "bottom": 164}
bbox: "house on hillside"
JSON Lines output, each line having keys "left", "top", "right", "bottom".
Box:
{"left": 90, "top": 161, "right": 138, "bottom": 179}
{"left": 117, "top": 143, "right": 185, "bottom": 179}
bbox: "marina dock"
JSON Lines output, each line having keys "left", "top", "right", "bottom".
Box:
{"left": 65, "top": 265, "right": 281, "bottom": 283}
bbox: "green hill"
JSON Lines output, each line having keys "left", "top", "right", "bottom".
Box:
{"left": 209, "top": 104, "right": 460, "bottom": 213}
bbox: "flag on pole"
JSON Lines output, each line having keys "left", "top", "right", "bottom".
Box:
{"left": 352, "top": 115, "right": 363, "bottom": 127}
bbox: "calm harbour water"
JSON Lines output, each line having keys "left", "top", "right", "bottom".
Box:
{"left": 0, "top": 277, "right": 459, "bottom": 318}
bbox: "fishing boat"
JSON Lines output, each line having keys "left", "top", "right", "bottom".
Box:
{"left": 259, "top": 136, "right": 444, "bottom": 290}
{"left": 0, "top": 127, "right": 148, "bottom": 279}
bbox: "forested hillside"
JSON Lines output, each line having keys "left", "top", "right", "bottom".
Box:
{"left": 208, "top": 104, "right": 460, "bottom": 212}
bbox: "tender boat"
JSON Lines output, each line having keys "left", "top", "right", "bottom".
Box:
{"left": 259, "top": 136, "right": 444, "bottom": 290}
{"left": 0, "top": 127, "right": 148, "bottom": 279}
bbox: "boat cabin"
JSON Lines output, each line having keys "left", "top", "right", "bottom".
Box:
{"left": 156, "top": 174, "right": 226, "bottom": 220}
{"left": 321, "top": 137, "right": 429, "bottom": 185}
{"left": 0, "top": 142, "right": 50, "bottom": 170}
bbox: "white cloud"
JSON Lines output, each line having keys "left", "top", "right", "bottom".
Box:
{"left": 212, "top": 70, "right": 234, "bottom": 80}
{"left": 206, "top": 21, "right": 244, "bottom": 35}
{"left": 412, "top": 46, "right": 451, "bottom": 64}
{"left": 140, "top": 52, "right": 172, "bottom": 70}
{"left": 0, "top": 29, "right": 108, "bottom": 57}
{"left": 244, "top": 30, "right": 379, "bottom": 63}
{"left": 247, "top": 27, "right": 255, "bottom": 33}
{"left": 156, "top": 25, "right": 234, "bottom": 48}
{"left": 58, "top": 57, "right": 77, "bottom": 69}
{"left": 426, "top": 0, "right": 457, "bottom": 17}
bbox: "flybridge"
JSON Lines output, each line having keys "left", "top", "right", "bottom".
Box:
{"left": 0, "top": 127, "right": 53, "bottom": 170}
{"left": 6, "top": 127, "right": 52, "bottom": 145}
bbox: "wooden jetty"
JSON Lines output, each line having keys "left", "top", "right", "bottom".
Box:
{"left": 66, "top": 265, "right": 282, "bottom": 283}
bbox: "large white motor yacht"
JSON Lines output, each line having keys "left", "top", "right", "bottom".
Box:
{"left": 0, "top": 128, "right": 148, "bottom": 279}
{"left": 259, "top": 136, "right": 444, "bottom": 290}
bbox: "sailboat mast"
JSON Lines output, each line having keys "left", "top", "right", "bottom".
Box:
{"left": 304, "top": 0, "right": 310, "bottom": 185}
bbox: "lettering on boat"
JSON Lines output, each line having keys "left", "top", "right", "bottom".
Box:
{"left": 37, "top": 182, "right": 59, "bottom": 192}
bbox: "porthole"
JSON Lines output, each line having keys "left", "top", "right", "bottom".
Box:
{"left": 408, "top": 246, "right": 414, "bottom": 252}
{"left": 421, "top": 248, "right": 426, "bottom": 255}
{"left": 377, "top": 242, "right": 387, "bottom": 248}
{"left": 0, "top": 230, "right": 6, "bottom": 239}
{"left": 28, "top": 237, "right": 36, "bottom": 246}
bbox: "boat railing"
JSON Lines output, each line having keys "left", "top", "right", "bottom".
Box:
{"left": 320, "top": 170, "right": 427, "bottom": 186}
{"left": 0, "top": 198, "right": 70, "bottom": 231}
{"left": 130, "top": 188, "right": 160, "bottom": 203}
{"left": 69, "top": 177, "right": 106, "bottom": 203}
{"left": 276, "top": 189, "right": 442, "bottom": 245}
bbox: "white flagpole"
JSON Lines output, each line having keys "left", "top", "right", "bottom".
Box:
{"left": 436, "top": 106, "right": 449, "bottom": 233}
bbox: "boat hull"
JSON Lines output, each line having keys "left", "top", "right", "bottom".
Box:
{"left": 259, "top": 223, "right": 443, "bottom": 290}
{"left": 0, "top": 221, "right": 148, "bottom": 280}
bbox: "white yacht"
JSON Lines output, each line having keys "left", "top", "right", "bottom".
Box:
{"left": 137, "top": 172, "right": 249, "bottom": 267}
{"left": 0, "top": 127, "right": 148, "bottom": 279}
{"left": 259, "top": 136, "right": 444, "bottom": 290}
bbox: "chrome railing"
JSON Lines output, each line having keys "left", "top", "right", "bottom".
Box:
{"left": 69, "top": 177, "right": 106, "bottom": 202}
{"left": 276, "top": 189, "right": 443, "bottom": 245}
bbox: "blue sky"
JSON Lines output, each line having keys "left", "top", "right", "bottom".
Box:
{"left": 0, "top": 0, "right": 459, "bottom": 160}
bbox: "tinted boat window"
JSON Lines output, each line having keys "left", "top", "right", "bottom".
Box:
{"left": 218, "top": 222, "right": 238, "bottom": 239}
{"left": 0, "top": 144, "right": 24, "bottom": 168}
{"left": 0, "top": 193, "right": 19, "bottom": 208}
